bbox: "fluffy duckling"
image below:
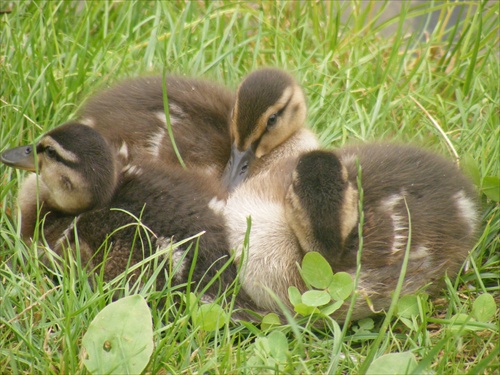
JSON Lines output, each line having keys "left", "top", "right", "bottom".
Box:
{"left": 0, "top": 124, "right": 250, "bottom": 302}
{"left": 3, "top": 75, "right": 232, "bottom": 179}
{"left": 222, "top": 68, "right": 320, "bottom": 190}
{"left": 2, "top": 123, "right": 118, "bottom": 239}
{"left": 222, "top": 144, "right": 478, "bottom": 321}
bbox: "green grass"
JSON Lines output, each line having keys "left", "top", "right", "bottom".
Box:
{"left": 1, "top": 1, "right": 499, "bottom": 374}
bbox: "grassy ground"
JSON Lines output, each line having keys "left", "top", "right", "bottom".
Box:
{"left": 1, "top": 1, "right": 498, "bottom": 374}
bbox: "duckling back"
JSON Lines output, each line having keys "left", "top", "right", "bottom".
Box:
{"left": 288, "top": 144, "right": 479, "bottom": 320}
{"left": 79, "top": 76, "right": 233, "bottom": 177}
{"left": 339, "top": 144, "right": 478, "bottom": 268}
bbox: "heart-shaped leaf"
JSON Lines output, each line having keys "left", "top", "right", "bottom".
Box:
{"left": 366, "top": 351, "right": 418, "bottom": 375}
{"left": 193, "top": 303, "right": 226, "bottom": 331}
{"left": 482, "top": 176, "right": 500, "bottom": 202}
{"left": 301, "top": 252, "right": 334, "bottom": 289}
{"left": 261, "top": 313, "right": 281, "bottom": 330}
{"left": 302, "top": 290, "right": 331, "bottom": 307}
{"left": 319, "top": 300, "right": 344, "bottom": 316}
{"left": 327, "top": 272, "right": 354, "bottom": 301}
{"left": 472, "top": 293, "right": 496, "bottom": 322}
{"left": 294, "top": 302, "right": 320, "bottom": 316}
{"left": 288, "top": 286, "right": 302, "bottom": 306}
{"left": 267, "top": 331, "right": 288, "bottom": 361}
{"left": 396, "top": 295, "right": 419, "bottom": 318}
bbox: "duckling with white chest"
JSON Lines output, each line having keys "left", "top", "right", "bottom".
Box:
{"left": 1, "top": 124, "right": 252, "bottom": 304}
{"left": 222, "top": 143, "right": 479, "bottom": 321}
{"left": 222, "top": 68, "right": 320, "bottom": 190}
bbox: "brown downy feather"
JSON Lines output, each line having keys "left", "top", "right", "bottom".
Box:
{"left": 223, "top": 143, "right": 478, "bottom": 321}
{"left": 2, "top": 124, "right": 258, "bottom": 315}
{"left": 79, "top": 75, "right": 234, "bottom": 177}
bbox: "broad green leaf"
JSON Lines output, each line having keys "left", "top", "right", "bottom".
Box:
{"left": 320, "top": 300, "right": 344, "bottom": 316}
{"left": 194, "top": 303, "right": 226, "bottom": 331}
{"left": 288, "top": 286, "right": 302, "bottom": 306}
{"left": 399, "top": 317, "right": 416, "bottom": 331}
{"left": 366, "top": 352, "right": 418, "bottom": 375}
{"left": 448, "top": 313, "right": 482, "bottom": 333}
{"left": 302, "top": 290, "right": 331, "bottom": 307}
{"left": 294, "top": 302, "right": 320, "bottom": 316}
{"left": 247, "top": 338, "right": 272, "bottom": 370}
{"left": 254, "top": 336, "right": 270, "bottom": 354}
{"left": 482, "top": 176, "right": 500, "bottom": 202}
{"left": 261, "top": 313, "right": 281, "bottom": 330}
{"left": 82, "top": 295, "right": 154, "bottom": 375}
{"left": 472, "top": 293, "right": 496, "bottom": 322}
{"left": 396, "top": 295, "right": 419, "bottom": 318}
{"left": 328, "top": 272, "right": 354, "bottom": 301}
{"left": 267, "top": 331, "right": 288, "bottom": 361}
{"left": 301, "top": 252, "right": 334, "bottom": 289}
{"left": 353, "top": 317, "right": 376, "bottom": 334}
{"left": 358, "top": 318, "right": 375, "bottom": 331}
{"left": 448, "top": 313, "right": 469, "bottom": 333}
{"left": 250, "top": 335, "right": 286, "bottom": 370}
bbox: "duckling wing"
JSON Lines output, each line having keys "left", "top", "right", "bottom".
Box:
{"left": 79, "top": 76, "right": 234, "bottom": 177}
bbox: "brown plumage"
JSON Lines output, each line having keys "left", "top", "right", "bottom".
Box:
{"left": 222, "top": 143, "right": 479, "bottom": 321}
{"left": 2, "top": 73, "right": 237, "bottom": 237}
{"left": 78, "top": 75, "right": 234, "bottom": 177}
{"left": 1, "top": 124, "right": 255, "bottom": 308}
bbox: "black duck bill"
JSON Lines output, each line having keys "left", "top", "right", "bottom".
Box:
{"left": 222, "top": 143, "right": 255, "bottom": 191}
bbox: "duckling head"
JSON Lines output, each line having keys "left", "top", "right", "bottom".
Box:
{"left": 285, "top": 150, "right": 359, "bottom": 265}
{"left": 1, "top": 123, "right": 117, "bottom": 214}
{"left": 223, "top": 68, "right": 307, "bottom": 190}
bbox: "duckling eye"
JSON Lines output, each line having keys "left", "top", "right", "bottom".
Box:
{"left": 240, "top": 160, "right": 249, "bottom": 175}
{"left": 45, "top": 146, "right": 57, "bottom": 159}
{"left": 267, "top": 113, "right": 278, "bottom": 130}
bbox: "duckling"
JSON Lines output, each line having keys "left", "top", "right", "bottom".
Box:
{"left": 0, "top": 124, "right": 252, "bottom": 304}
{"left": 222, "top": 68, "right": 320, "bottom": 190}
{"left": 78, "top": 75, "right": 234, "bottom": 177}
{"left": 2, "top": 123, "right": 119, "bottom": 239}
{"left": 222, "top": 144, "right": 478, "bottom": 321}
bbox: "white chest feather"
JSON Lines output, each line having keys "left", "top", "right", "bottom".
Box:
{"left": 224, "top": 189, "right": 303, "bottom": 311}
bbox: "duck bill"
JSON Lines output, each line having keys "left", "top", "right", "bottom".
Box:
{"left": 222, "top": 143, "right": 255, "bottom": 191}
{"left": 1, "top": 145, "right": 37, "bottom": 171}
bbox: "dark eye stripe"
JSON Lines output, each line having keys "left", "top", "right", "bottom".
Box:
{"left": 45, "top": 146, "right": 57, "bottom": 159}
{"left": 266, "top": 95, "right": 293, "bottom": 130}
{"left": 277, "top": 95, "right": 292, "bottom": 116}
{"left": 37, "top": 143, "right": 78, "bottom": 168}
